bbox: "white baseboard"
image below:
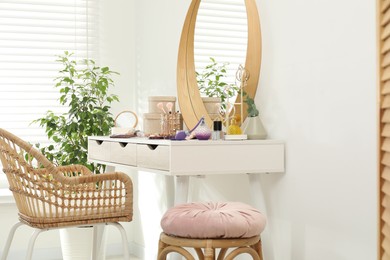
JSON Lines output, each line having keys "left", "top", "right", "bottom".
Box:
{"left": 2, "top": 247, "right": 63, "bottom": 260}
{"left": 105, "top": 241, "right": 145, "bottom": 259}
{"left": 0, "top": 241, "right": 145, "bottom": 260}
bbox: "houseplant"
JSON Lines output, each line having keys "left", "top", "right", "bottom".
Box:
{"left": 33, "top": 51, "right": 119, "bottom": 174}
{"left": 242, "top": 94, "right": 267, "bottom": 139}
{"left": 32, "top": 51, "right": 119, "bottom": 259}
{"left": 196, "top": 57, "right": 239, "bottom": 114}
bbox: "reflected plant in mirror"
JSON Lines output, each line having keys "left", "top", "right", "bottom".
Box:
{"left": 196, "top": 57, "right": 239, "bottom": 111}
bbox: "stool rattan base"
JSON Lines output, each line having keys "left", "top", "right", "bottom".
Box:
{"left": 157, "top": 232, "right": 264, "bottom": 260}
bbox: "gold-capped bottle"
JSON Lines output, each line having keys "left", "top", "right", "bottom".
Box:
{"left": 227, "top": 117, "right": 242, "bottom": 135}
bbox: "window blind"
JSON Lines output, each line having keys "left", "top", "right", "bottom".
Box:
{"left": 0, "top": 0, "right": 99, "bottom": 190}
{"left": 379, "top": 0, "right": 390, "bottom": 259}
{"left": 194, "top": 0, "right": 248, "bottom": 86}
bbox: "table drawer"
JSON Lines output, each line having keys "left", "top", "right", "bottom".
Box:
{"left": 136, "top": 144, "right": 169, "bottom": 171}
{"left": 110, "top": 142, "right": 136, "bottom": 166}
{"left": 88, "top": 140, "right": 111, "bottom": 162}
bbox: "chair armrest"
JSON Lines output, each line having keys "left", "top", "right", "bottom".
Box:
{"left": 55, "top": 164, "right": 94, "bottom": 177}
{"left": 63, "top": 171, "right": 132, "bottom": 188}
{"left": 50, "top": 165, "right": 132, "bottom": 195}
{"left": 53, "top": 171, "right": 133, "bottom": 201}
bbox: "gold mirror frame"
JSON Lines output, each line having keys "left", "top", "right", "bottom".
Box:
{"left": 177, "top": 0, "right": 262, "bottom": 128}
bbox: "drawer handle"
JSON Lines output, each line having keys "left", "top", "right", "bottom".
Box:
{"left": 119, "top": 142, "right": 128, "bottom": 148}
{"left": 147, "top": 144, "right": 158, "bottom": 150}
{"left": 95, "top": 140, "right": 104, "bottom": 145}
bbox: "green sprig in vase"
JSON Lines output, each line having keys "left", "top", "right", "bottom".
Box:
{"left": 242, "top": 96, "right": 267, "bottom": 140}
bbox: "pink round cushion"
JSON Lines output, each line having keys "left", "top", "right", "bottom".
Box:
{"left": 161, "top": 202, "right": 266, "bottom": 239}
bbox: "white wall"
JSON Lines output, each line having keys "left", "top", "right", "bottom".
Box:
{"left": 100, "top": 0, "right": 137, "bottom": 116}
{"left": 0, "top": 0, "right": 377, "bottom": 259}
{"left": 256, "top": 0, "right": 377, "bottom": 259}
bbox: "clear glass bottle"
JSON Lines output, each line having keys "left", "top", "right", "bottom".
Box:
{"left": 212, "top": 120, "right": 222, "bottom": 140}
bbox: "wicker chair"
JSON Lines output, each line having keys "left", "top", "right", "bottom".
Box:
{"left": 0, "top": 128, "right": 133, "bottom": 260}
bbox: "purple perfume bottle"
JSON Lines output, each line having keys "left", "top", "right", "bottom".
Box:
{"left": 195, "top": 118, "right": 212, "bottom": 140}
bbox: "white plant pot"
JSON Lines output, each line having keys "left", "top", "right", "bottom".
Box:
{"left": 60, "top": 227, "right": 107, "bottom": 260}
{"left": 202, "top": 97, "right": 221, "bottom": 115}
{"left": 243, "top": 116, "right": 267, "bottom": 140}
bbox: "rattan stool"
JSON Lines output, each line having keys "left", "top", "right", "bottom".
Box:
{"left": 157, "top": 202, "right": 266, "bottom": 260}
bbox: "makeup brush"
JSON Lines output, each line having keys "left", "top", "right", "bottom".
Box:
{"left": 157, "top": 102, "right": 166, "bottom": 114}
{"left": 166, "top": 102, "right": 173, "bottom": 113}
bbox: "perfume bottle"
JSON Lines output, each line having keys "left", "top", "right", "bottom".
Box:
{"left": 195, "top": 118, "right": 212, "bottom": 140}
{"left": 227, "top": 117, "right": 242, "bottom": 135}
{"left": 212, "top": 120, "right": 222, "bottom": 140}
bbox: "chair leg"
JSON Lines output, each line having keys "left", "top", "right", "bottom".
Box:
{"left": 25, "top": 228, "right": 46, "bottom": 260}
{"left": 92, "top": 225, "right": 107, "bottom": 260}
{"left": 157, "top": 239, "right": 166, "bottom": 260}
{"left": 217, "top": 248, "right": 228, "bottom": 260}
{"left": 195, "top": 248, "right": 205, "bottom": 259}
{"left": 204, "top": 240, "right": 214, "bottom": 260}
{"left": 256, "top": 239, "right": 264, "bottom": 260}
{"left": 204, "top": 248, "right": 214, "bottom": 260}
{"left": 158, "top": 246, "right": 195, "bottom": 260}
{"left": 108, "top": 222, "right": 130, "bottom": 260}
{"left": 1, "top": 222, "right": 24, "bottom": 260}
{"left": 250, "top": 239, "right": 263, "bottom": 260}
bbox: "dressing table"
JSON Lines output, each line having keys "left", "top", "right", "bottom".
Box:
{"left": 88, "top": 137, "right": 284, "bottom": 260}
{"left": 88, "top": 136, "right": 284, "bottom": 205}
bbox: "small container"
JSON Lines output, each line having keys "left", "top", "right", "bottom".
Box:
{"left": 148, "top": 96, "right": 176, "bottom": 113}
{"left": 161, "top": 112, "right": 184, "bottom": 139}
{"left": 212, "top": 120, "right": 222, "bottom": 140}
{"left": 143, "top": 113, "right": 162, "bottom": 135}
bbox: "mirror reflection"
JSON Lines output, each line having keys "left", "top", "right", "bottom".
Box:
{"left": 194, "top": 0, "right": 248, "bottom": 99}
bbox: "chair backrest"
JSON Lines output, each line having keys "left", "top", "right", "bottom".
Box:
{"left": 0, "top": 128, "right": 58, "bottom": 218}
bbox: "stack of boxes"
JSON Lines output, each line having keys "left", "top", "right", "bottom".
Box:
{"left": 143, "top": 96, "right": 179, "bottom": 137}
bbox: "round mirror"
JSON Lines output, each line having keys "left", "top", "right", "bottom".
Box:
{"left": 177, "top": 0, "right": 262, "bottom": 128}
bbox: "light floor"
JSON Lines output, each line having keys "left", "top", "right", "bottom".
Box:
{"left": 110, "top": 256, "right": 141, "bottom": 260}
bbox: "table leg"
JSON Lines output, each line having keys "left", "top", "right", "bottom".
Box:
{"left": 165, "top": 175, "right": 176, "bottom": 208}
{"left": 169, "top": 176, "right": 191, "bottom": 260}
{"left": 248, "top": 173, "right": 275, "bottom": 260}
{"left": 174, "top": 176, "right": 190, "bottom": 204}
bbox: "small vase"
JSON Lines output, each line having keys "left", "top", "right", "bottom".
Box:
{"left": 243, "top": 116, "right": 267, "bottom": 140}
